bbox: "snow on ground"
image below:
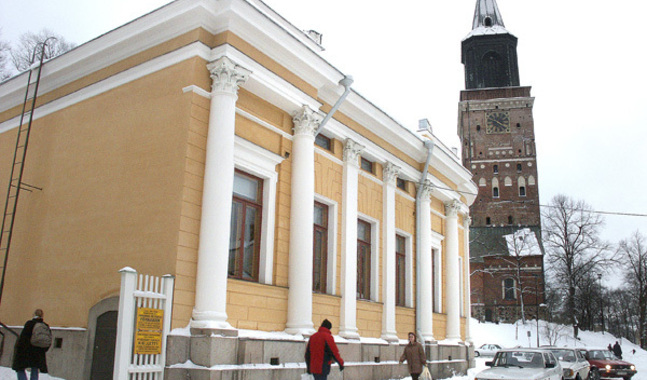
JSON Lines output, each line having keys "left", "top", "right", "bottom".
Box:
{"left": 2, "top": 318, "right": 646, "bottom": 380}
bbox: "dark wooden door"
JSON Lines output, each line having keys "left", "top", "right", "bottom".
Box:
{"left": 90, "top": 311, "right": 117, "bottom": 380}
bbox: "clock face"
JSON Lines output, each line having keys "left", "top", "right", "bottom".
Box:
{"left": 486, "top": 111, "right": 511, "bottom": 134}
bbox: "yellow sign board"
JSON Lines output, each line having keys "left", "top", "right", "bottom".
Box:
{"left": 134, "top": 308, "right": 164, "bottom": 355}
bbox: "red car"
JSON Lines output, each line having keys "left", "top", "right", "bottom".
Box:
{"left": 577, "top": 349, "right": 637, "bottom": 380}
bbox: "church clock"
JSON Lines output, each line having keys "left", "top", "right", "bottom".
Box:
{"left": 485, "top": 111, "right": 510, "bottom": 133}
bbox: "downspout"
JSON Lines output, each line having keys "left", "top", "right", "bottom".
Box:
{"left": 416, "top": 139, "right": 435, "bottom": 343}
{"left": 315, "top": 75, "right": 354, "bottom": 136}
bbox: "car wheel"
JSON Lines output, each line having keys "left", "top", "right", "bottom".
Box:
{"left": 475, "top": 351, "right": 480, "bottom": 357}
{"left": 589, "top": 369, "right": 600, "bottom": 380}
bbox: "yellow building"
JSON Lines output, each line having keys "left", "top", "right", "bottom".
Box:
{"left": 0, "top": 0, "right": 477, "bottom": 379}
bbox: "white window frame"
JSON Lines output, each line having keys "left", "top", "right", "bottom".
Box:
{"left": 358, "top": 212, "right": 380, "bottom": 302}
{"left": 396, "top": 229, "right": 414, "bottom": 308}
{"left": 234, "top": 137, "right": 284, "bottom": 285}
{"left": 502, "top": 278, "right": 517, "bottom": 300}
{"left": 314, "top": 194, "right": 338, "bottom": 295}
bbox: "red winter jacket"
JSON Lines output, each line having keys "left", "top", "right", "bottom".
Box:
{"left": 305, "top": 326, "right": 344, "bottom": 375}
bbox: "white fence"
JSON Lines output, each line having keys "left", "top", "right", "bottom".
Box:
{"left": 114, "top": 267, "right": 175, "bottom": 380}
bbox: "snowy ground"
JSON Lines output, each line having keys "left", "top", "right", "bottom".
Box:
{"left": 1, "top": 318, "right": 645, "bottom": 380}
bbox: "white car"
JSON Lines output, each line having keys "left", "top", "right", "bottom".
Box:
{"left": 476, "top": 349, "right": 563, "bottom": 380}
{"left": 475, "top": 343, "right": 503, "bottom": 357}
{"left": 544, "top": 348, "right": 591, "bottom": 380}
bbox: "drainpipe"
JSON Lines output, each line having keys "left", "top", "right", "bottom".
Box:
{"left": 315, "top": 75, "right": 354, "bottom": 136}
{"left": 416, "top": 139, "right": 435, "bottom": 343}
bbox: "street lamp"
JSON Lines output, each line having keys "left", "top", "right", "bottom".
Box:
{"left": 598, "top": 273, "right": 605, "bottom": 334}
{"left": 533, "top": 273, "right": 539, "bottom": 346}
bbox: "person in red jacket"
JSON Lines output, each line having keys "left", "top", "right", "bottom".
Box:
{"left": 305, "top": 319, "right": 344, "bottom": 380}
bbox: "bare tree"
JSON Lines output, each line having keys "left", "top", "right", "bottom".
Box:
{"left": 0, "top": 30, "right": 10, "bottom": 80}
{"left": 10, "top": 29, "right": 75, "bottom": 73}
{"left": 542, "top": 194, "right": 612, "bottom": 337}
{"left": 617, "top": 231, "right": 647, "bottom": 347}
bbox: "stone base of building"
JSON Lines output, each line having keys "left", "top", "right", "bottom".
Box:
{"left": 471, "top": 304, "right": 547, "bottom": 324}
{"left": 166, "top": 333, "right": 472, "bottom": 380}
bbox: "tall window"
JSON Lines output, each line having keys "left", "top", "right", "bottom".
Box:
{"left": 229, "top": 170, "right": 263, "bottom": 281}
{"left": 313, "top": 202, "right": 329, "bottom": 293}
{"left": 493, "top": 164, "right": 498, "bottom": 174}
{"left": 503, "top": 278, "right": 516, "bottom": 300}
{"left": 395, "top": 235, "right": 406, "bottom": 307}
{"left": 357, "top": 220, "right": 372, "bottom": 300}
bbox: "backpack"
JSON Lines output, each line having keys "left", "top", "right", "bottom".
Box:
{"left": 30, "top": 322, "right": 52, "bottom": 348}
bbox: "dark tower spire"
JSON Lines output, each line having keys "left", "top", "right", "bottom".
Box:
{"left": 462, "top": 0, "right": 520, "bottom": 89}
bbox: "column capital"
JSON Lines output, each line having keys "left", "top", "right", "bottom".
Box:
{"left": 383, "top": 162, "right": 401, "bottom": 187}
{"left": 444, "top": 200, "right": 461, "bottom": 217}
{"left": 207, "top": 56, "right": 251, "bottom": 96}
{"left": 292, "top": 105, "right": 322, "bottom": 137}
{"left": 463, "top": 215, "right": 472, "bottom": 227}
{"left": 343, "top": 138, "right": 365, "bottom": 166}
{"left": 418, "top": 179, "right": 434, "bottom": 200}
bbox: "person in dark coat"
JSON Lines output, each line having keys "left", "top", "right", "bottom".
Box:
{"left": 399, "top": 332, "right": 427, "bottom": 380}
{"left": 613, "top": 341, "right": 623, "bottom": 359}
{"left": 305, "top": 319, "right": 344, "bottom": 380}
{"left": 12, "top": 309, "right": 49, "bottom": 380}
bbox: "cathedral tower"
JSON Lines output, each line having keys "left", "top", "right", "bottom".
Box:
{"left": 458, "top": 0, "right": 544, "bottom": 323}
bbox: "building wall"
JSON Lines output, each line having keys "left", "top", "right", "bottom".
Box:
{"left": 0, "top": 8, "right": 477, "bottom": 380}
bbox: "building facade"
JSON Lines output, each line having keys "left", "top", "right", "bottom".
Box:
{"left": 0, "top": 0, "right": 477, "bottom": 379}
{"left": 457, "top": 0, "right": 545, "bottom": 323}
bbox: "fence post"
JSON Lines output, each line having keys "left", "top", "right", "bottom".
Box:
{"left": 114, "top": 267, "right": 137, "bottom": 380}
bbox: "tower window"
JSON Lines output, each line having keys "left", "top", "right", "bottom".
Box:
{"left": 493, "top": 187, "right": 499, "bottom": 198}
{"left": 519, "top": 186, "right": 526, "bottom": 197}
{"left": 516, "top": 123, "right": 521, "bottom": 128}
{"left": 486, "top": 217, "right": 491, "bottom": 225}
{"left": 508, "top": 216, "right": 513, "bottom": 224}
{"left": 476, "top": 125, "right": 481, "bottom": 131}
{"left": 484, "top": 17, "right": 493, "bottom": 27}
{"left": 517, "top": 164, "right": 522, "bottom": 172}
{"left": 493, "top": 165, "right": 498, "bottom": 174}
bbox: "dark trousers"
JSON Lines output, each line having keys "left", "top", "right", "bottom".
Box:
{"left": 411, "top": 373, "right": 420, "bottom": 380}
{"left": 313, "top": 374, "right": 328, "bottom": 380}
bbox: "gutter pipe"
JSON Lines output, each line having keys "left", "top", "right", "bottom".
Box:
{"left": 315, "top": 75, "right": 354, "bottom": 136}
{"left": 415, "top": 139, "right": 435, "bottom": 343}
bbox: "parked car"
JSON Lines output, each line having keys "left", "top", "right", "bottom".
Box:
{"left": 544, "top": 348, "right": 591, "bottom": 380}
{"left": 475, "top": 348, "right": 563, "bottom": 380}
{"left": 577, "top": 348, "right": 637, "bottom": 380}
{"left": 475, "top": 343, "right": 503, "bottom": 357}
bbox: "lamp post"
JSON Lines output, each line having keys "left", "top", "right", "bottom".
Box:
{"left": 598, "top": 273, "right": 605, "bottom": 334}
{"left": 536, "top": 275, "right": 539, "bottom": 347}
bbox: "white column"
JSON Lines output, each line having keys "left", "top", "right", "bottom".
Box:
{"left": 339, "top": 138, "right": 364, "bottom": 340}
{"left": 191, "top": 57, "right": 250, "bottom": 330}
{"left": 416, "top": 180, "right": 435, "bottom": 342}
{"left": 381, "top": 162, "right": 400, "bottom": 343}
{"left": 463, "top": 216, "right": 473, "bottom": 343}
{"left": 445, "top": 200, "right": 462, "bottom": 341}
{"left": 285, "top": 106, "right": 320, "bottom": 336}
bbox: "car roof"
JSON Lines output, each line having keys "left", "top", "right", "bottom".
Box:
{"left": 498, "top": 348, "right": 548, "bottom": 353}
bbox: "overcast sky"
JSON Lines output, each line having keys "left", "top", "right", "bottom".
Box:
{"left": 2, "top": 0, "right": 646, "bottom": 246}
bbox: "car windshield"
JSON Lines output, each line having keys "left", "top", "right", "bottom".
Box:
{"left": 588, "top": 350, "right": 617, "bottom": 360}
{"left": 550, "top": 349, "right": 577, "bottom": 362}
{"left": 493, "top": 351, "right": 545, "bottom": 368}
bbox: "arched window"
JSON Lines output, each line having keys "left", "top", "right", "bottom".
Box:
{"left": 492, "top": 178, "right": 499, "bottom": 198}
{"left": 479, "top": 178, "right": 487, "bottom": 187}
{"left": 504, "top": 176, "right": 512, "bottom": 187}
{"left": 503, "top": 278, "right": 516, "bottom": 300}
{"left": 528, "top": 175, "right": 536, "bottom": 186}
{"left": 518, "top": 177, "right": 527, "bottom": 197}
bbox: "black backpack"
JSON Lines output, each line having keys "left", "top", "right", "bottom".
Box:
{"left": 30, "top": 322, "right": 52, "bottom": 348}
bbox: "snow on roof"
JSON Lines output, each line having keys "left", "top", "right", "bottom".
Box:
{"left": 504, "top": 228, "right": 542, "bottom": 256}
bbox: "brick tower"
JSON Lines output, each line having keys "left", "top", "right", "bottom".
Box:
{"left": 458, "top": 0, "right": 545, "bottom": 323}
